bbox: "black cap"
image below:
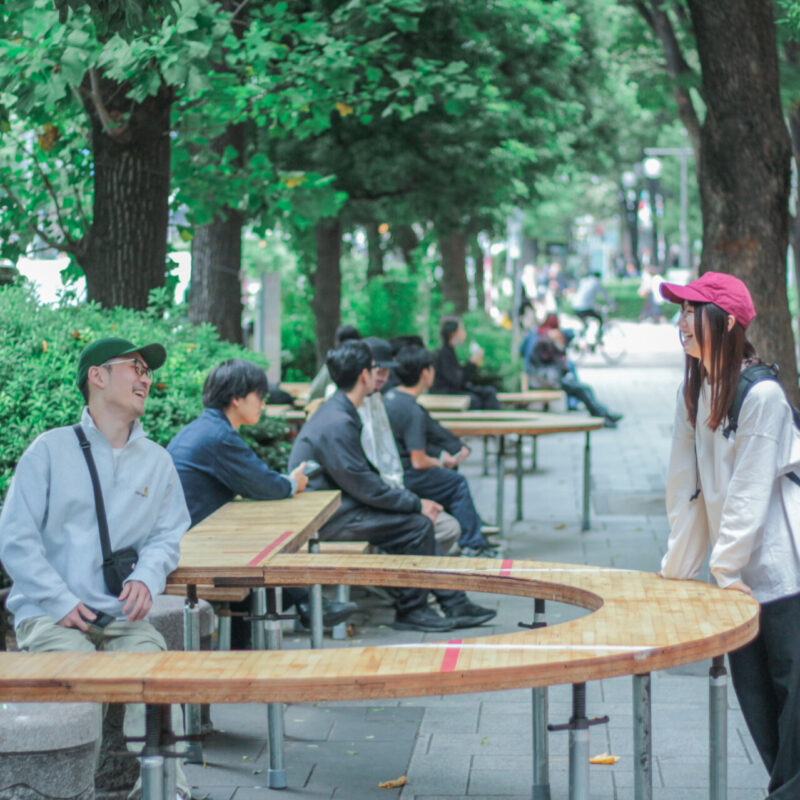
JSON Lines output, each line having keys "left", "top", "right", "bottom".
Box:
{"left": 363, "top": 337, "right": 399, "bottom": 368}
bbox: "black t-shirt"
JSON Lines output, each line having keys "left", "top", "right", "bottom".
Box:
{"left": 383, "top": 389, "right": 429, "bottom": 472}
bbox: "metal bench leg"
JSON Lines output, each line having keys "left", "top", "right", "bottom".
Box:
{"left": 495, "top": 435, "right": 506, "bottom": 537}
{"left": 332, "top": 584, "right": 349, "bottom": 640}
{"left": 217, "top": 605, "right": 231, "bottom": 651}
{"left": 265, "top": 588, "right": 287, "bottom": 789}
{"left": 141, "top": 704, "right": 174, "bottom": 800}
{"left": 531, "top": 599, "right": 550, "bottom": 800}
{"left": 308, "top": 538, "right": 324, "bottom": 649}
{"left": 483, "top": 437, "right": 490, "bottom": 476}
{"left": 710, "top": 656, "right": 727, "bottom": 800}
{"left": 531, "top": 435, "right": 538, "bottom": 471}
{"left": 633, "top": 673, "right": 652, "bottom": 800}
{"left": 182, "top": 586, "right": 203, "bottom": 763}
{"left": 251, "top": 588, "right": 267, "bottom": 650}
{"left": 515, "top": 436, "right": 524, "bottom": 522}
{"left": 581, "top": 432, "right": 591, "bottom": 531}
{"left": 568, "top": 683, "right": 590, "bottom": 800}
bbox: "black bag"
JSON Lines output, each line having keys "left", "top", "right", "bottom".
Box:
{"left": 73, "top": 425, "right": 138, "bottom": 596}
{"left": 723, "top": 364, "right": 800, "bottom": 487}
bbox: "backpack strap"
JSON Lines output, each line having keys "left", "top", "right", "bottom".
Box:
{"left": 723, "top": 364, "right": 779, "bottom": 439}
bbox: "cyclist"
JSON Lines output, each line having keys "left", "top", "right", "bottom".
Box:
{"left": 571, "top": 271, "right": 613, "bottom": 343}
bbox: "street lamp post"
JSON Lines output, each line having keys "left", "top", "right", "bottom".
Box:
{"left": 621, "top": 170, "right": 639, "bottom": 271}
{"left": 643, "top": 157, "right": 662, "bottom": 266}
{"left": 645, "top": 147, "right": 693, "bottom": 271}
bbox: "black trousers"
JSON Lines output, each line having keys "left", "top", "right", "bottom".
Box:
{"left": 322, "top": 505, "right": 467, "bottom": 615}
{"left": 404, "top": 466, "right": 485, "bottom": 549}
{"left": 728, "top": 591, "right": 800, "bottom": 798}
{"left": 230, "top": 587, "right": 307, "bottom": 650}
{"left": 465, "top": 383, "right": 501, "bottom": 410}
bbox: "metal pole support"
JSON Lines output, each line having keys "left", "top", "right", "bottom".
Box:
{"left": 495, "top": 436, "right": 506, "bottom": 537}
{"left": 531, "top": 435, "right": 538, "bottom": 471}
{"left": 709, "top": 656, "right": 728, "bottom": 800}
{"left": 581, "top": 432, "right": 591, "bottom": 531}
{"left": 182, "top": 586, "right": 203, "bottom": 764}
{"left": 633, "top": 673, "right": 652, "bottom": 800}
{"left": 515, "top": 436, "right": 524, "bottom": 522}
{"left": 265, "top": 588, "right": 287, "bottom": 789}
{"left": 332, "top": 584, "right": 350, "bottom": 641}
{"left": 308, "top": 538, "right": 324, "bottom": 649}
{"left": 217, "top": 605, "right": 231, "bottom": 651}
{"left": 251, "top": 588, "right": 267, "bottom": 650}
{"left": 141, "top": 705, "right": 165, "bottom": 800}
{"left": 531, "top": 599, "right": 550, "bottom": 800}
{"left": 483, "top": 437, "right": 490, "bottom": 476}
{"left": 568, "top": 683, "right": 590, "bottom": 800}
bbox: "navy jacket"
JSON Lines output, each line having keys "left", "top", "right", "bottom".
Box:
{"left": 168, "top": 408, "right": 292, "bottom": 527}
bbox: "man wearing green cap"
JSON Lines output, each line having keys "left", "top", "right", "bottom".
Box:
{"left": 0, "top": 337, "right": 192, "bottom": 799}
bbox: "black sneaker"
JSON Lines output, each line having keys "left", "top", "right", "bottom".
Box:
{"left": 442, "top": 601, "right": 497, "bottom": 628}
{"left": 460, "top": 546, "right": 502, "bottom": 559}
{"left": 297, "top": 598, "right": 359, "bottom": 628}
{"left": 392, "top": 606, "right": 456, "bottom": 632}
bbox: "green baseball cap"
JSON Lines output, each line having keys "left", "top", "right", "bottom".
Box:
{"left": 77, "top": 337, "right": 167, "bottom": 388}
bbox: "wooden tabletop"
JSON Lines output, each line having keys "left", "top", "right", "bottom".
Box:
{"left": 432, "top": 409, "right": 578, "bottom": 422}
{"left": 497, "top": 390, "right": 566, "bottom": 405}
{"left": 265, "top": 405, "right": 307, "bottom": 423}
{"left": 279, "top": 382, "right": 312, "bottom": 398}
{"left": 418, "top": 394, "right": 471, "bottom": 411}
{"left": 440, "top": 411, "right": 606, "bottom": 437}
{"left": 0, "top": 554, "right": 758, "bottom": 704}
{"left": 167, "top": 491, "right": 341, "bottom": 584}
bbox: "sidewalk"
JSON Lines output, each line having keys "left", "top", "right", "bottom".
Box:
{"left": 185, "top": 321, "right": 768, "bottom": 800}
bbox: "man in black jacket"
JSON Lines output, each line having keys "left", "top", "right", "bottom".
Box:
{"left": 289, "top": 340, "right": 496, "bottom": 632}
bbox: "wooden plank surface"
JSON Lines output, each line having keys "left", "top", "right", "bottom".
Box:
{"left": 432, "top": 409, "right": 582, "bottom": 422}
{"left": 441, "top": 412, "right": 606, "bottom": 437}
{"left": 265, "top": 405, "right": 307, "bottom": 423}
{"left": 418, "top": 394, "right": 471, "bottom": 411}
{"left": 0, "top": 554, "right": 758, "bottom": 704}
{"left": 497, "top": 391, "right": 566, "bottom": 405}
{"left": 168, "top": 491, "right": 341, "bottom": 584}
{"left": 279, "top": 382, "right": 312, "bottom": 398}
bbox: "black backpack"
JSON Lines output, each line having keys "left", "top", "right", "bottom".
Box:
{"left": 722, "top": 363, "right": 800, "bottom": 487}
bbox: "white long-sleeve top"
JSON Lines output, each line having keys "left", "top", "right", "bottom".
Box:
{"left": 662, "top": 379, "right": 800, "bottom": 603}
{"left": 0, "top": 408, "right": 190, "bottom": 628}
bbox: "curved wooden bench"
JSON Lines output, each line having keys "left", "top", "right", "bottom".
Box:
{"left": 0, "top": 554, "right": 757, "bottom": 703}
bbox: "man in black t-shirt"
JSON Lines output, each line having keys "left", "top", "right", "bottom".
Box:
{"left": 384, "top": 346, "right": 498, "bottom": 557}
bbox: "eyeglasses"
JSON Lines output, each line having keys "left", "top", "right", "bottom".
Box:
{"left": 103, "top": 358, "right": 153, "bottom": 380}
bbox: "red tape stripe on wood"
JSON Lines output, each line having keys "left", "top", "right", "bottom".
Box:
{"left": 248, "top": 531, "right": 295, "bottom": 566}
{"left": 440, "top": 639, "right": 463, "bottom": 672}
{"left": 500, "top": 559, "right": 514, "bottom": 577}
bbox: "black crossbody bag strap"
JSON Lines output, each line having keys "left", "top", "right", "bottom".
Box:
{"left": 73, "top": 424, "right": 113, "bottom": 566}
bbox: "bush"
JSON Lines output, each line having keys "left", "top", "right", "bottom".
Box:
{"left": 0, "top": 282, "right": 291, "bottom": 502}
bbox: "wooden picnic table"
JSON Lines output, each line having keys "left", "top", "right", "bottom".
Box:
{"left": 417, "top": 393, "right": 471, "bottom": 411}
{"left": 441, "top": 412, "right": 606, "bottom": 534}
{"left": 167, "top": 490, "right": 340, "bottom": 782}
{"left": 264, "top": 404, "right": 307, "bottom": 425}
{"left": 278, "top": 381, "right": 311, "bottom": 399}
{"left": 497, "top": 390, "right": 566, "bottom": 406}
{"left": 0, "top": 554, "right": 758, "bottom": 800}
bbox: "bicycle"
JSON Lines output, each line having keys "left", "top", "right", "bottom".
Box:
{"left": 566, "top": 306, "right": 628, "bottom": 365}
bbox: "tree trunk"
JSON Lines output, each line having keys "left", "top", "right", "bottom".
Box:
{"left": 189, "top": 122, "right": 245, "bottom": 344}
{"left": 439, "top": 229, "right": 469, "bottom": 315}
{"left": 365, "top": 221, "right": 384, "bottom": 281}
{"left": 312, "top": 218, "right": 342, "bottom": 367}
{"left": 687, "top": 0, "right": 798, "bottom": 400}
{"left": 80, "top": 73, "right": 173, "bottom": 309}
{"left": 471, "top": 236, "right": 486, "bottom": 311}
{"left": 189, "top": 210, "right": 244, "bottom": 343}
{"left": 393, "top": 224, "right": 419, "bottom": 271}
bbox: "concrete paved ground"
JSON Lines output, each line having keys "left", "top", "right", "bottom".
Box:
{"left": 185, "top": 320, "right": 769, "bottom": 800}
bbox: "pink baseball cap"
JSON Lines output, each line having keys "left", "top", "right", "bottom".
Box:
{"left": 659, "top": 271, "right": 756, "bottom": 329}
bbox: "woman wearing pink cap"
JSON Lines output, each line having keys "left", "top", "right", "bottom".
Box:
{"left": 659, "top": 271, "right": 800, "bottom": 798}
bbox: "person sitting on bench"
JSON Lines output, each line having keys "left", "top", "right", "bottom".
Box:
{"left": 168, "top": 359, "right": 357, "bottom": 644}
{"left": 0, "top": 337, "right": 192, "bottom": 799}
{"left": 289, "top": 340, "right": 496, "bottom": 632}
{"left": 384, "top": 345, "right": 499, "bottom": 558}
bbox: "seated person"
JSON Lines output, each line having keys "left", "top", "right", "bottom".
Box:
{"left": 308, "top": 324, "right": 361, "bottom": 401}
{"left": 384, "top": 346, "right": 498, "bottom": 558}
{"left": 361, "top": 337, "right": 461, "bottom": 556}
{"left": 168, "top": 359, "right": 357, "bottom": 644}
{"left": 432, "top": 316, "right": 500, "bottom": 409}
{"left": 528, "top": 335, "right": 623, "bottom": 428}
{"left": 288, "top": 340, "right": 496, "bottom": 631}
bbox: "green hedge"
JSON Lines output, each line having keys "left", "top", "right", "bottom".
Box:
{"left": 0, "top": 283, "right": 291, "bottom": 502}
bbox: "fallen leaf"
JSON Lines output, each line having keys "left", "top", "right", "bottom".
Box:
{"left": 589, "top": 752, "right": 620, "bottom": 765}
{"left": 378, "top": 776, "right": 408, "bottom": 789}
{"left": 346, "top": 750, "right": 358, "bottom": 755}
{"left": 554, "top": 523, "right": 566, "bottom": 530}
{"left": 480, "top": 737, "right": 489, "bottom": 746}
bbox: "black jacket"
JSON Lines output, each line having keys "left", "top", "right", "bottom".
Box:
{"left": 431, "top": 344, "right": 479, "bottom": 394}
{"left": 288, "top": 390, "right": 422, "bottom": 522}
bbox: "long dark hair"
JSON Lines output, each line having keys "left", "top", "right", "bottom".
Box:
{"left": 683, "top": 302, "right": 757, "bottom": 429}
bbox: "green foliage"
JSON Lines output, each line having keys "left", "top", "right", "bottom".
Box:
{"left": 0, "top": 282, "right": 290, "bottom": 501}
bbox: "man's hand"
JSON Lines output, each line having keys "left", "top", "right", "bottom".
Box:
{"left": 290, "top": 462, "right": 309, "bottom": 493}
{"left": 725, "top": 580, "right": 753, "bottom": 596}
{"left": 119, "top": 580, "right": 152, "bottom": 621}
{"left": 58, "top": 602, "right": 95, "bottom": 631}
{"left": 420, "top": 499, "right": 443, "bottom": 523}
{"left": 441, "top": 452, "right": 458, "bottom": 469}
{"left": 454, "top": 446, "right": 470, "bottom": 465}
